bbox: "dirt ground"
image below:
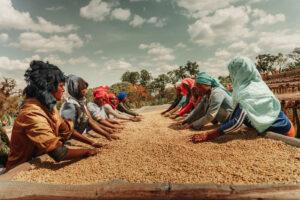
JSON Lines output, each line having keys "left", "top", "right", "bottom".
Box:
{"left": 11, "top": 107, "right": 300, "bottom": 185}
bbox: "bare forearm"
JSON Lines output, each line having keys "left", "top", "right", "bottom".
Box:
{"left": 99, "top": 119, "right": 117, "bottom": 129}
{"left": 89, "top": 120, "right": 111, "bottom": 137}
{"left": 71, "top": 131, "right": 93, "bottom": 145}
{"left": 63, "top": 149, "right": 90, "bottom": 160}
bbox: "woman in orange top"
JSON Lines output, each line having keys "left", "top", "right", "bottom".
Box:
{"left": 4, "top": 61, "right": 102, "bottom": 173}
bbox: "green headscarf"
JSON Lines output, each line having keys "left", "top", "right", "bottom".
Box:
{"left": 227, "top": 56, "right": 281, "bottom": 133}
{"left": 195, "top": 72, "right": 231, "bottom": 96}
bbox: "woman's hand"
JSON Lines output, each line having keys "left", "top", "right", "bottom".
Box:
{"left": 91, "top": 142, "right": 104, "bottom": 148}
{"left": 86, "top": 149, "right": 98, "bottom": 157}
{"left": 181, "top": 124, "right": 193, "bottom": 130}
{"left": 170, "top": 115, "right": 178, "bottom": 119}
{"left": 110, "top": 135, "right": 120, "bottom": 140}
{"left": 192, "top": 129, "right": 220, "bottom": 143}
{"left": 191, "top": 133, "right": 208, "bottom": 143}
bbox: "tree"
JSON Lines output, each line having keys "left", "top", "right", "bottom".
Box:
{"left": 218, "top": 76, "right": 231, "bottom": 85}
{"left": 0, "top": 77, "right": 22, "bottom": 121}
{"left": 151, "top": 74, "right": 170, "bottom": 98}
{"left": 184, "top": 61, "right": 200, "bottom": 78}
{"left": 274, "top": 53, "right": 287, "bottom": 72}
{"left": 287, "top": 47, "right": 300, "bottom": 70}
{"left": 255, "top": 54, "right": 277, "bottom": 73}
{"left": 121, "top": 71, "right": 140, "bottom": 84}
{"left": 139, "top": 69, "right": 152, "bottom": 88}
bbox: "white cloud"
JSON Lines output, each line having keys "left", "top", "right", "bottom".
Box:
{"left": 85, "top": 34, "right": 92, "bottom": 42}
{"left": 0, "top": 0, "right": 77, "bottom": 33}
{"left": 80, "top": 0, "right": 111, "bottom": 22}
{"left": 214, "top": 49, "right": 232, "bottom": 59}
{"left": 94, "top": 49, "right": 103, "bottom": 55}
{"left": 0, "top": 54, "right": 40, "bottom": 71}
{"left": 129, "top": 15, "right": 145, "bottom": 27}
{"left": 252, "top": 9, "right": 285, "bottom": 27}
{"left": 251, "top": 30, "right": 300, "bottom": 53}
{"left": 197, "top": 58, "right": 230, "bottom": 78}
{"left": 42, "top": 54, "right": 97, "bottom": 68}
{"left": 139, "top": 42, "right": 175, "bottom": 62}
{"left": 176, "top": 0, "right": 239, "bottom": 18}
{"left": 105, "top": 58, "right": 134, "bottom": 71}
{"left": 45, "top": 6, "right": 63, "bottom": 11}
{"left": 111, "top": 8, "right": 131, "bottom": 21}
{"left": 147, "top": 17, "right": 166, "bottom": 27}
{"left": 10, "top": 32, "right": 84, "bottom": 54}
{"left": 0, "top": 33, "right": 8, "bottom": 43}
{"left": 68, "top": 56, "right": 97, "bottom": 67}
{"left": 188, "top": 6, "right": 254, "bottom": 46}
{"left": 175, "top": 42, "right": 187, "bottom": 49}
{"left": 43, "top": 54, "right": 66, "bottom": 66}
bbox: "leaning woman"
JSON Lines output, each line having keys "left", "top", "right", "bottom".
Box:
{"left": 116, "top": 92, "right": 141, "bottom": 117}
{"left": 192, "top": 57, "right": 295, "bottom": 143}
{"left": 60, "top": 75, "right": 120, "bottom": 141}
{"left": 4, "top": 61, "right": 102, "bottom": 173}
{"left": 182, "top": 72, "right": 233, "bottom": 130}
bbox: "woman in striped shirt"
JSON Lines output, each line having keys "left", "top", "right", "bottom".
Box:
{"left": 192, "top": 56, "right": 295, "bottom": 143}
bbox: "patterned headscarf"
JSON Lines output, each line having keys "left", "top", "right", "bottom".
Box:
{"left": 23, "top": 60, "right": 65, "bottom": 113}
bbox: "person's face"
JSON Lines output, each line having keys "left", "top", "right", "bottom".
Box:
{"left": 123, "top": 97, "right": 127, "bottom": 103}
{"left": 182, "top": 83, "right": 190, "bottom": 93}
{"left": 176, "top": 88, "right": 181, "bottom": 95}
{"left": 80, "top": 84, "right": 87, "bottom": 98}
{"left": 51, "top": 82, "right": 65, "bottom": 101}
{"left": 110, "top": 96, "right": 117, "bottom": 105}
{"left": 96, "top": 97, "right": 106, "bottom": 106}
{"left": 195, "top": 83, "right": 211, "bottom": 96}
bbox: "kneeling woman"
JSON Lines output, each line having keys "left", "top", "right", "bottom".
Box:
{"left": 4, "top": 61, "right": 102, "bottom": 173}
{"left": 60, "top": 75, "right": 120, "bottom": 141}
{"left": 192, "top": 57, "right": 295, "bottom": 143}
{"left": 182, "top": 72, "right": 233, "bottom": 130}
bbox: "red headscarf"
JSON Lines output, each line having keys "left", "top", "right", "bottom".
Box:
{"left": 180, "top": 78, "right": 195, "bottom": 96}
{"left": 93, "top": 86, "right": 109, "bottom": 100}
{"left": 107, "top": 93, "right": 118, "bottom": 110}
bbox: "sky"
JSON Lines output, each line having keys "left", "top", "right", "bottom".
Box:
{"left": 0, "top": 0, "right": 299, "bottom": 89}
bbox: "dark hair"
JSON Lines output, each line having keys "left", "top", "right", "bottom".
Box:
{"left": 23, "top": 60, "right": 65, "bottom": 112}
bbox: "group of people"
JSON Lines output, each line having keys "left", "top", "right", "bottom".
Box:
{"left": 0, "top": 60, "right": 141, "bottom": 173}
{"left": 162, "top": 56, "right": 295, "bottom": 142}
{"left": 0, "top": 56, "right": 296, "bottom": 174}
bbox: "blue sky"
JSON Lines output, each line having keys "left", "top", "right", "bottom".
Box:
{"left": 0, "top": 0, "right": 299, "bottom": 89}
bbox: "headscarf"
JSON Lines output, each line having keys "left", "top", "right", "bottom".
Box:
{"left": 228, "top": 56, "right": 281, "bottom": 133}
{"left": 62, "top": 75, "right": 89, "bottom": 134}
{"left": 180, "top": 78, "right": 195, "bottom": 96}
{"left": 23, "top": 60, "right": 65, "bottom": 113}
{"left": 64, "top": 75, "right": 88, "bottom": 106}
{"left": 175, "top": 82, "right": 181, "bottom": 90}
{"left": 93, "top": 86, "right": 109, "bottom": 100}
{"left": 107, "top": 93, "right": 118, "bottom": 110}
{"left": 195, "top": 72, "right": 231, "bottom": 96}
{"left": 117, "top": 92, "right": 127, "bottom": 102}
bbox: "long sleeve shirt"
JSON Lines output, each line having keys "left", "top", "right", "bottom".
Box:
{"left": 87, "top": 102, "right": 108, "bottom": 121}
{"left": 185, "top": 87, "right": 233, "bottom": 129}
{"left": 103, "top": 104, "right": 131, "bottom": 120}
{"left": 164, "top": 95, "right": 183, "bottom": 113}
{"left": 177, "top": 101, "right": 194, "bottom": 117}
{"left": 6, "top": 98, "right": 73, "bottom": 171}
{"left": 116, "top": 102, "right": 138, "bottom": 117}
{"left": 218, "top": 103, "right": 292, "bottom": 136}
